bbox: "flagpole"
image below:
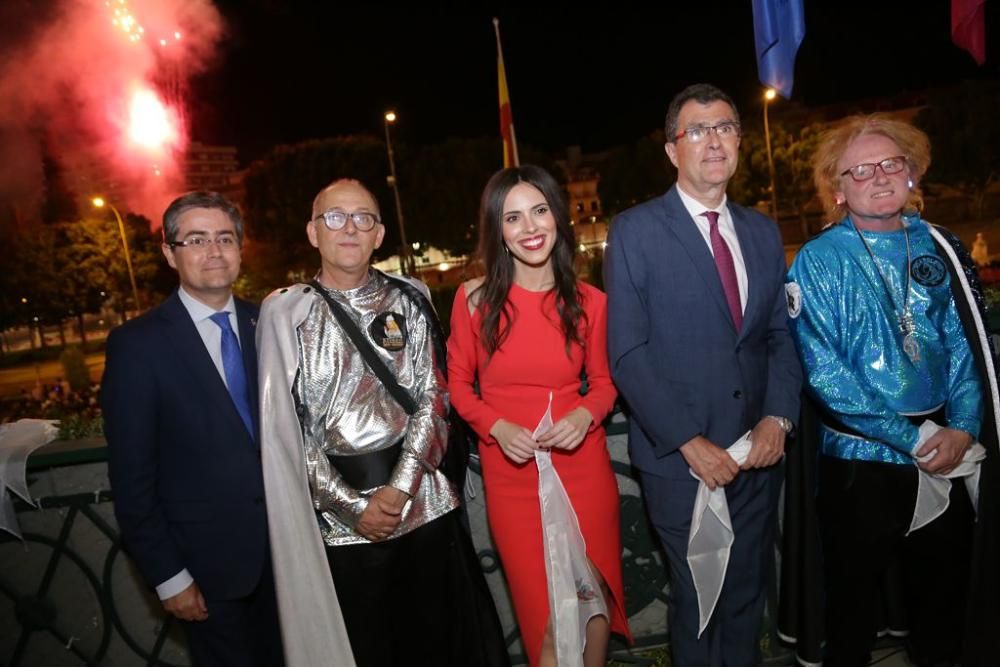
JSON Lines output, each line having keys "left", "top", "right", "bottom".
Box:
{"left": 493, "top": 17, "right": 519, "bottom": 167}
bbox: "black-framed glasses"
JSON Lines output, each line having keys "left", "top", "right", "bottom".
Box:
{"left": 314, "top": 209, "right": 380, "bottom": 231}
{"left": 675, "top": 121, "right": 741, "bottom": 143}
{"left": 840, "top": 156, "right": 907, "bottom": 182}
{"left": 166, "top": 235, "right": 239, "bottom": 250}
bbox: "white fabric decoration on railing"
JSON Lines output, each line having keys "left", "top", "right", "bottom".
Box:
{"left": 0, "top": 419, "right": 59, "bottom": 538}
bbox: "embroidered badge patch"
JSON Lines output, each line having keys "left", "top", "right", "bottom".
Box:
{"left": 369, "top": 312, "right": 408, "bottom": 351}
{"left": 785, "top": 282, "right": 802, "bottom": 318}
{"left": 911, "top": 255, "right": 947, "bottom": 287}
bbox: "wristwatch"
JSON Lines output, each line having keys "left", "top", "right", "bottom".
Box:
{"left": 767, "top": 415, "right": 793, "bottom": 434}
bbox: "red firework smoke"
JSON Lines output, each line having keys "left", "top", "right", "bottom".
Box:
{"left": 0, "top": 0, "right": 224, "bottom": 223}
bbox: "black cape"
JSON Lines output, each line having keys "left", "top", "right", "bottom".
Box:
{"left": 777, "top": 225, "right": 1000, "bottom": 666}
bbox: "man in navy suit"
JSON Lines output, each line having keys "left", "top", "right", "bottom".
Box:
{"left": 102, "top": 192, "right": 283, "bottom": 666}
{"left": 605, "top": 84, "right": 802, "bottom": 666}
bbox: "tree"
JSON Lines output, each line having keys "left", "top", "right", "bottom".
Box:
{"left": 400, "top": 137, "right": 503, "bottom": 256}
{"left": 5, "top": 225, "right": 64, "bottom": 348}
{"left": 0, "top": 212, "right": 165, "bottom": 350}
{"left": 243, "top": 135, "right": 391, "bottom": 248}
{"left": 241, "top": 136, "right": 392, "bottom": 288}
{"left": 58, "top": 214, "right": 163, "bottom": 327}
{"left": 241, "top": 134, "right": 559, "bottom": 277}
{"left": 731, "top": 122, "right": 824, "bottom": 241}
{"left": 53, "top": 223, "right": 104, "bottom": 344}
{"left": 40, "top": 151, "right": 78, "bottom": 225}
{"left": 918, "top": 81, "right": 1000, "bottom": 221}
{"left": 400, "top": 138, "right": 558, "bottom": 256}
{"left": 773, "top": 123, "right": 824, "bottom": 238}
{"left": 728, "top": 128, "right": 770, "bottom": 209}
{"left": 597, "top": 131, "right": 674, "bottom": 216}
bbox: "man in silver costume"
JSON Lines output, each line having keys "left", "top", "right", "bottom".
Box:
{"left": 257, "top": 179, "right": 505, "bottom": 667}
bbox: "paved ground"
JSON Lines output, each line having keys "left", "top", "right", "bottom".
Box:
{"left": 607, "top": 642, "right": 912, "bottom": 665}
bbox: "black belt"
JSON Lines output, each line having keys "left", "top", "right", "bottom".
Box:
{"left": 820, "top": 406, "right": 947, "bottom": 443}
{"left": 327, "top": 439, "right": 403, "bottom": 490}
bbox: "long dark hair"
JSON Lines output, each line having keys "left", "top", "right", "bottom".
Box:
{"left": 472, "top": 164, "right": 585, "bottom": 357}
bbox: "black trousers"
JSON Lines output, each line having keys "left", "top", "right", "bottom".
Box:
{"left": 818, "top": 456, "right": 974, "bottom": 667}
{"left": 181, "top": 559, "right": 284, "bottom": 667}
{"left": 326, "top": 512, "right": 459, "bottom": 667}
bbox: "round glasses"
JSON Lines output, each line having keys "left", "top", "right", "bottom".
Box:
{"left": 314, "top": 209, "right": 380, "bottom": 231}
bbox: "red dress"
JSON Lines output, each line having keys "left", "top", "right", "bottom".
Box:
{"left": 448, "top": 281, "right": 631, "bottom": 666}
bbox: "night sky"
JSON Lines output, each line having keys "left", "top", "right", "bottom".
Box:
{"left": 89, "top": 2, "right": 1000, "bottom": 162}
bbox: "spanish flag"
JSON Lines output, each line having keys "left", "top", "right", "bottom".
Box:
{"left": 494, "top": 18, "right": 519, "bottom": 168}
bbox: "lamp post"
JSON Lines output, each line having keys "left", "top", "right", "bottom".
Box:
{"left": 92, "top": 197, "right": 142, "bottom": 316}
{"left": 763, "top": 88, "right": 779, "bottom": 222}
{"left": 383, "top": 111, "right": 413, "bottom": 275}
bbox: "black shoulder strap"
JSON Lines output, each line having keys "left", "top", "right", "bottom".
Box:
{"left": 308, "top": 280, "right": 417, "bottom": 415}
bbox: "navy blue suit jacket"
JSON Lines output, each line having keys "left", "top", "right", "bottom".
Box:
{"left": 605, "top": 186, "right": 802, "bottom": 479}
{"left": 102, "top": 291, "right": 269, "bottom": 601}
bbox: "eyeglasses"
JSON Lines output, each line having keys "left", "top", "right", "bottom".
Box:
{"left": 675, "top": 121, "right": 741, "bottom": 143}
{"left": 840, "top": 156, "right": 907, "bottom": 182}
{"left": 166, "top": 235, "right": 240, "bottom": 250}
{"left": 314, "top": 209, "right": 380, "bottom": 231}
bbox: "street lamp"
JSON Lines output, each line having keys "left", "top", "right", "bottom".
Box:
{"left": 762, "top": 88, "right": 779, "bottom": 222}
{"left": 383, "top": 111, "right": 414, "bottom": 276}
{"left": 92, "top": 197, "right": 142, "bottom": 316}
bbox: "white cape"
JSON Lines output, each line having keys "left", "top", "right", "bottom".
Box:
{"left": 258, "top": 285, "right": 356, "bottom": 667}
{"left": 0, "top": 419, "right": 59, "bottom": 539}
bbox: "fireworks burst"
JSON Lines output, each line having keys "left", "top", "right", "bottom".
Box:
{"left": 0, "top": 0, "right": 223, "bottom": 221}
{"left": 106, "top": 0, "right": 185, "bottom": 48}
{"left": 127, "top": 87, "right": 178, "bottom": 151}
{"left": 108, "top": 0, "right": 143, "bottom": 42}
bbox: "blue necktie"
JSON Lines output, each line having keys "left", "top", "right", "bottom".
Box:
{"left": 209, "top": 312, "right": 254, "bottom": 439}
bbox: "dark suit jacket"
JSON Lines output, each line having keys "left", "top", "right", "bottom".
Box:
{"left": 605, "top": 185, "right": 802, "bottom": 479}
{"left": 102, "top": 290, "right": 268, "bottom": 600}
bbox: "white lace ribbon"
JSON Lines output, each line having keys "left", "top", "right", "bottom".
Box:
{"left": 687, "top": 431, "right": 752, "bottom": 637}
{"left": 534, "top": 392, "right": 607, "bottom": 666}
{"left": 909, "top": 419, "right": 984, "bottom": 535}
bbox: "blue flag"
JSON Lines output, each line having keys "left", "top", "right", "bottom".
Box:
{"left": 752, "top": 0, "right": 805, "bottom": 98}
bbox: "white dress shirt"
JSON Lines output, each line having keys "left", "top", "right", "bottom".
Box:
{"left": 154, "top": 287, "right": 240, "bottom": 600}
{"left": 676, "top": 186, "right": 749, "bottom": 314}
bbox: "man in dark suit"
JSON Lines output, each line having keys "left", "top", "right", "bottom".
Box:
{"left": 605, "top": 83, "right": 802, "bottom": 666}
{"left": 102, "top": 191, "right": 283, "bottom": 666}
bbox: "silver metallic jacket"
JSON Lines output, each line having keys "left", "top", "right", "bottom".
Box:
{"left": 291, "top": 272, "right": 458, "bottom": 545}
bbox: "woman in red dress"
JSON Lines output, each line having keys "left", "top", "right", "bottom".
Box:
{"left": 448, "top": 165, "right": 630, "bottom": 666}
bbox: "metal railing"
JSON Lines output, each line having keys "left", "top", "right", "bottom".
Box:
{"left": 2, "top": 416, "right": 797, "bottom": 666}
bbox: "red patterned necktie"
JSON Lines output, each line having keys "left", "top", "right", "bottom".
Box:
{"left": 702, "top": 211, "right": 743, "bottom": 331}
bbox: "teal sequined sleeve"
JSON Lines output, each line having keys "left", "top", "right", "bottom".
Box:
{"left": 786, "top": 218, "right": 983, "bottom": 464}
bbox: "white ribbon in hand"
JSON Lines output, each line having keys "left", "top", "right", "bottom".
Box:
{"left": 687, "top": 431, "right": 752, "bottom": 638}
{"left": 534, "top": 392, "right": 607, "bottom": 667}
{"left": 908, "top": 419, "right": 985, "bottom": 535}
